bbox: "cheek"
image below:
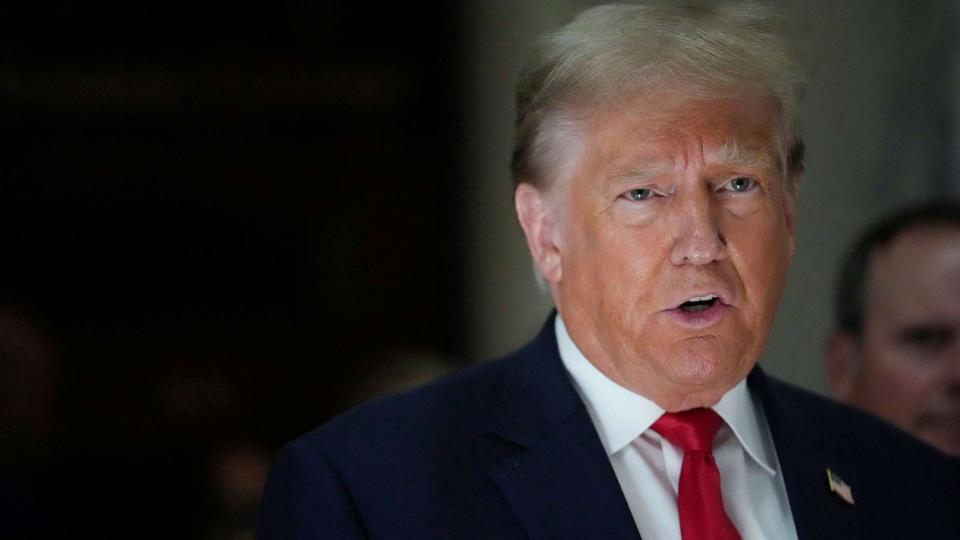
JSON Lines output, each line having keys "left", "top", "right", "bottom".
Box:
{"left": 562, "top": 221, "right": 670, "bottom": 344}
{"left": 871, "top": 362, "right": 930, "bottom": 395}
{"left": 728, "top": 214, "right": 791, "bottom": 305}
{"left": 888, "top": 356, "right": 943, "bottom": 394}
{"left": 569, "top": 213, "right": 661, "bottom": 283}
{"left": 855, "top": 345, "right": 940, "bottom": 419}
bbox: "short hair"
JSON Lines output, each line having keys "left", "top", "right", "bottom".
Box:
{"left": 511, "top": 1, "right": 805, "bottom": 189}
{"left": 835, "top": 201, "right": 960, "bottom": 336}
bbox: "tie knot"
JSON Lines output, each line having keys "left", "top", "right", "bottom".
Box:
{"left": 651, "top": 408, "right": 724, "bottom": 452}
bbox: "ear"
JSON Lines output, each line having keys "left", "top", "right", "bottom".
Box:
{"left": 825, "top": 330, "right": 858, "bottom": 400}
{"left": 514, "top": 183, "right": 562, "bottom": 284}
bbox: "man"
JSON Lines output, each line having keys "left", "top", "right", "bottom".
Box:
{"left": 259, "top": 3, "right": 959, "bottom": 538}
{"left": 826, "top": 202, "right": 960, "bottom": 457}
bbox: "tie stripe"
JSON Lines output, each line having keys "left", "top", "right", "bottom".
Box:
{"left": 651, "top": 408, "right": 741, "bottom": 540}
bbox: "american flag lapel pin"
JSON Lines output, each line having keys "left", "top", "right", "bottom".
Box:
{"left": 826, "top": 468, "right": 855, "bottom": 506}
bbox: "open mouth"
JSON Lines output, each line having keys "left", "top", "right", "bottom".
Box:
{"left": 678, "top": 294, "right": 719, "bottom": 313}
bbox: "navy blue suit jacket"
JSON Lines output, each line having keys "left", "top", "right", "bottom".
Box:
{"left": 258, "top": 316, "right": 960, "bottom": 539}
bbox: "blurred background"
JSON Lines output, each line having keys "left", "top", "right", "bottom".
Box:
{"left": 0, "top": 1, "right": 957, "bottom": 538}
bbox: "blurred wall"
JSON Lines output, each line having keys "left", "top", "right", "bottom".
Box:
{"left": 461, "top": 0, "right": 958, "bottom": 393}
{"left": 1, "top": 4, "right": 466, "bottom": 536}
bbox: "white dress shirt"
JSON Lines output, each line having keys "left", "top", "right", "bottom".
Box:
{"left": 555, "top": 316, "right": 798, "bottom": 540}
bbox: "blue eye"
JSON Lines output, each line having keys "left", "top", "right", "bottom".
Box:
{"left": 624, "top": 188, "right": 655, "bottom": 201}
{"left": 725, "top": 177, "right": 755, "bottom": 192}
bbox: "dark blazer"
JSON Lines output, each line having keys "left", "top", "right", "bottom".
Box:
{"left": 258, "top": 315, "right": 960, "bottom": 539}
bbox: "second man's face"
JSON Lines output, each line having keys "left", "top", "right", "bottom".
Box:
{"left": 526, "top": 87, "right": 796, "bottom": 411}
{"left": 849, "top": 227, "right": 960, "bottom": 456}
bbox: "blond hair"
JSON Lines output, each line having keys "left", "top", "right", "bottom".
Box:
{"left": 512, "top": 1, "right": 805, "bottom": 188}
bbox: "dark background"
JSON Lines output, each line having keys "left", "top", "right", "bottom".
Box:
{"left": 6, "top": 1, "right": 956, "bottom": 538}
{"left": 1, "top": 2, "right": 465, "bottom": 537}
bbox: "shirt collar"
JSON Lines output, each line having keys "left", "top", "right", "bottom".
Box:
{"left": 713, "top": 373, "right": 778, "bottom": 475}
{"left": 555, "top": 315, "right": 778, "bottom": 476}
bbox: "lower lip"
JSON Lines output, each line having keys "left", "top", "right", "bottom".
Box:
{"left": 665, "top": 302, "right": 729, "bottom": 329}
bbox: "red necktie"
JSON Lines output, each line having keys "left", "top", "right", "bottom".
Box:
{"left": 651, "top": 408, "right": 741, "bottom": 540}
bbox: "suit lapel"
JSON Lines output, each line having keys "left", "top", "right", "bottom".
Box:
{"left": 488, "top": 319, "right": 870, "bottom": 539}
{"left": 485, "top": 315, "right": 641, "bottom": 540}
{"left": 490, "top": 405, "right": 642, "bottom": 540}
{"left": 750, "top": 369, "right": 862, "bottom": 540}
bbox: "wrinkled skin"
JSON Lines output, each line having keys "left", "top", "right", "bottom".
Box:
{"left": 516, "top": 88, "right": 796, "bottom": 411}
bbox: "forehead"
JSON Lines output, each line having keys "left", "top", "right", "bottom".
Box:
{"left": 867, "top": 226, "right": 960, "bottom": 318}
{"left": 579, "top": 88, "right": 780, "bottom": 169}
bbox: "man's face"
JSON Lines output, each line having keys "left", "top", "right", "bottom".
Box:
{"left": 516, "top": 88, "right": 796, "bottom": 411}
{"left": 840, "top": 227, "right": 960, "bottom": 456}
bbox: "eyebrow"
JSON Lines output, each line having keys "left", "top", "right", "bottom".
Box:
{"left": 607, "top": 140, "right": 778, "bottom": 185}
{"left": 607, "top": 163, "right": 674, "bottom": 185}
{"left": 711, "top": 140, "right": 778, "bottom": 170}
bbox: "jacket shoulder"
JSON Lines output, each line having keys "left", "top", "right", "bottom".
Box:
{"left": 260, "top": 351, "right": 536, "bottom": 539}
{"left": 764, "top": 374, "right": 954, "bottom": 465}
{"left": 759, "top": 373, "right": 960, "bottom": 535}
{"left": 300, "top": 352, "right": 517, "bottom": 456}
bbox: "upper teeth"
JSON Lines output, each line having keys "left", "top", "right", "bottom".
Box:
{"left": 688, "top": 294, "right": 717, "bottom": 302}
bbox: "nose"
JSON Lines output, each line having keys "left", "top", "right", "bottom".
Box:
{"left": 669, "top": 189, "right": 726, "bottom": 266}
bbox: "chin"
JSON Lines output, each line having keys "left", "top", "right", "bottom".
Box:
{"left": 658, "top": 384, "right": 728, "bottom": 412}
{"left": 657, "top": 340, "right": 752, "bottom": 393}
{"left": 667, "top": 355, "right": 725, "bottom": 383}
{"left": 671, "top": 336, "right": 735, "bottom": 375}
